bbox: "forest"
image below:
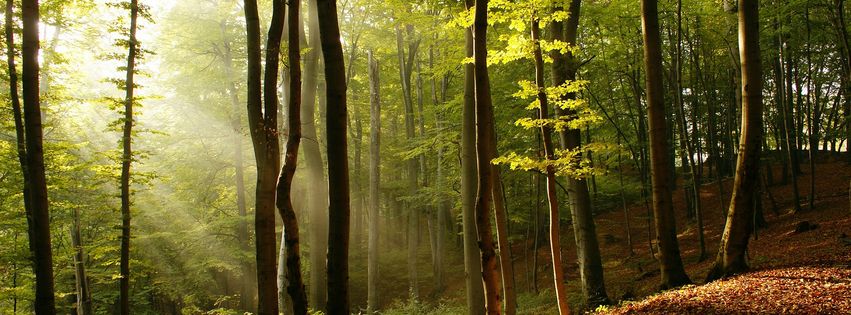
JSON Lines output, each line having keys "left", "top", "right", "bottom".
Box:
{"left": 2, "top": 0, "right": 851, "bottom": 314}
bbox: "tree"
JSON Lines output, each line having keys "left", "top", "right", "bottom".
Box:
{"left": 301, "top": 2, "right": 329, "bottom": 308}
{"left": 315, "top": 0, "right": 351, "bottom": 312}
{"left": 550, "top": 0, "right": 610, "bottom": 308}
{"left": 472, "top": 0, "right": 503, "bottom": 314}
{"left": 640, "top": 0, "right": 692, "bottom": 289}
{"left": 394, "top": 22, "right": 421, "bottom": 299}
{"left": 118, "top": 1, "right": 141, "bottom": 313}
{"left": 275, "top": 0, "right": 309, "bottom": 313}
{"left": 706, "top": 0, "right": 763, "bottom": 281}
{"left": 531, "top": 14, "right": 571, "bottom": 315}
{"left": 367, "top": 48, "right": 381, "bottom": 314}
{"left": 243, "top": 0, "right": 285, "bottom": 313}
{"left": 16, "top": 0, "right": 57, "bottom": 313}
{"left": 462, "top": 1, "right": 486, "bottom": 314}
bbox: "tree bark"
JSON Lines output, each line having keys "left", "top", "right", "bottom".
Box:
{"left": 428, "top": 45, "right": 448, "bottom": 297}
{"left": 315, "top": 0, "right": 351, "bottom": 312}
{"left": 220, "top": 21, "right": 256, "bottom": 312}
{"left": 243, "top": 0, "right": 285, "bottom": 313}
{"left": 462, "top": 1, "right": 486, "bottom": 312}
{"left": 706, "top": 0, "right": 763, "bottom": 282}
{"left": 119, "top": 1, "right": 140, "bottom": 313}
{"left": 71, "top": 207, "right": 93, "bottom": 315}
{"left": 367, "top": 49, "right": 381, "bottom": 314}
{"left": 531, "top": 17, "right": 571, "bottom": 315}
{"left": 550, "top": 0, "right": 609, "bottom": 308}
{"left": 302, "top": 1, "right": 329, "bottom": 308}
{"left": 473, "top": 0, "right": 503, "bottom": 313}
{"left": 275, "top": 1, "right": 309, "bottom": 313}
{"left": 395, "top": 24, "right": 421, "bottom": 299}
{"left": 640, "top": 0, "right": 692, "bottom": 289}
{"left": 19, "top": 0, "right": 56, "bottom": 315}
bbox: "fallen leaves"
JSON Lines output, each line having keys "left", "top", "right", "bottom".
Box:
{"left": 600, "top": 266, "right": 851, "bottom": 314}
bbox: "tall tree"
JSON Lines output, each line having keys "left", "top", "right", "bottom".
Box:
{"left": 219, "top": 19, "right": 256, "bottom": 312}
{"left": 15, "top": 0, "right": 57, "bottom": 313}
{"left": 706, "top": 0, "right": 763, "bottom": 281}
{"left": 119, "top": 1, "right": 141, "bottom": 313}
{"left": 473, "top": 0, "right": 503, "bottom": 313}
{"left": 367, "top": 48, "right": 381, "bottom": 314}
{"left": 276, "top": 0, "right": 309, "bottom": 313}
{"left": 462, "top": 1, "right": 486, "bottom": 313}
{"left": 395, "top": 23, "right": 421, "bottom": 299}
{"left": 550, "top": 0, "right": 610, "bottom": 308}
{"left": 315, "top": 0, "right": 351, "bottom": 312}
{"left": 640, "top": 0, "right": 692, "bottom": 289}
{"left": 302, "top": 2, "right": 329, "bottom": 307}
{"left": 531, "top": 15, "right": 571, "bottom": 315}
{"left": 243, "top": 0, "right": 285, "bottom": 313}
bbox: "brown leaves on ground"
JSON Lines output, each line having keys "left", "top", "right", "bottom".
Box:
{"left": 591, "top": 156, "right": 851, "bottom": 314}
{"left": 603, "top": 266, "right": 851, "bottom": 314}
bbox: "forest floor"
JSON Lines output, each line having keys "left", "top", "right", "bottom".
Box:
{"left": 585, "top": 155, "right": 851, "bottom": 314}
{"left": 373, "top": 155, "right": 851, "bottom": 314}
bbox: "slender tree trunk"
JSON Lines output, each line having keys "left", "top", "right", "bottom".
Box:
{"left": 429, "top": 46, "right": 447, "bottom": 296}
{"left": 672, "top": 0, "right": 705, "bottom": 261}
{"left": 367, "top": 49, "right": 381, "bottom": 314}
{"left": 532, "top": 171, "right": 541, "bottom": 294}
{"left": 780, "top": 29, "right": 802, "bottom": 213}
{"left": 640, "top": 0, "right": 692, "bottom": 289}
{"left": 804, "top": 6, "right": 816, "bottom": 212}
{"left": 275, "top": 1, "right": 308, "bottom": 313}
{"left": 315, "top": 1, "right": 351, "bottom": 312}
{"left": 7, "top": 0, "right": 29, "bottom": 223}
{"left": 550, "top": 0, "right": 609, "bottom": 308}
{"left": 473, "top": 0, "right": 503, "bottom": 313}
{"left": 18, "top": 0, "right": 56, "bottom": 315}
{"left": 618, "top": 139, "right": 634, "bottom": 256}
{"left": 71, "top": 207, "right": 93, "bottom": 315}
{"left": 119, "top": 1, "right": 140, "bottom": 313}
{"left": 302, "top": 1, "right": 329, "bottom": 308}
{"left": 706, "top": 0, "right": 763, "bottom": 282}
{"left": 218, "top": 20, "right": 257, "bottom": 311}
{"left": 531, "top": 17, "right": 571, "bottom": 315}
{"left": 395, "top": 24, "right": 421, "bottom": 299}
{"left": 462, "top": 1, "right": 486, "bottom": 312}
{"left": 243, "top": 0, "right": 285, "bottom": 313}
{"left": 833, "top": 0, "right": 851, "bottom": 162}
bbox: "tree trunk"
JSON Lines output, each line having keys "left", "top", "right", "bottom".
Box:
{"left": 315, "top": 0, "right": 351, "bottom": 312}
{"left": 473, "top": 0, "right": 503, "bottom": 313}
{"left": 71, "top": 207, "right": 93, "bottom": 315}
{"left": 243, "top": 0, "right": 285, "bottom": 313}
{"left": 672, "top": 0, "right": 705, "bottom": 261}
{"left": 367, "top": 49, "right": 381, "bottom": 314}
{"left": 219, "top": 19, "right": 256, "bottom": 311}
{"left": 462, "top": 1, "right": 486, "bottom": 311}
{"left": 5, "top": 3, "right": 52, "bottom": 312}
{"left": 833, "top": 0, "right": 851, "bottom": 162}
{"left": 531, "top": 17, "right": 571, "bottom": 315}
{"left": 706, "top": 0, "right": 763, "bottom": 282}
{"left": 429, "top": 46, "right": 447, "bottom": 296}
{"left": 618, "top": 139, "right": 634, "bottom": 256}
{"left": 779, "top": 24, "right": 802, "bottom": 213}
{"left": 640, "top": 0, "right": 692, "bottom": 289}
{"left": 395, "top": 24, "right": 421, "bottom": 299}
{"left": 550, "top": 0, "right": 609, "bottom": 308}
{"left": 302, "top": 1, "right": 329, "bottom": 308}
{"left": 275, "top": 1, "right": 309, "bottom": 313}
{"left": 119, "top": 1, "right": 140, "bottom": 313}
